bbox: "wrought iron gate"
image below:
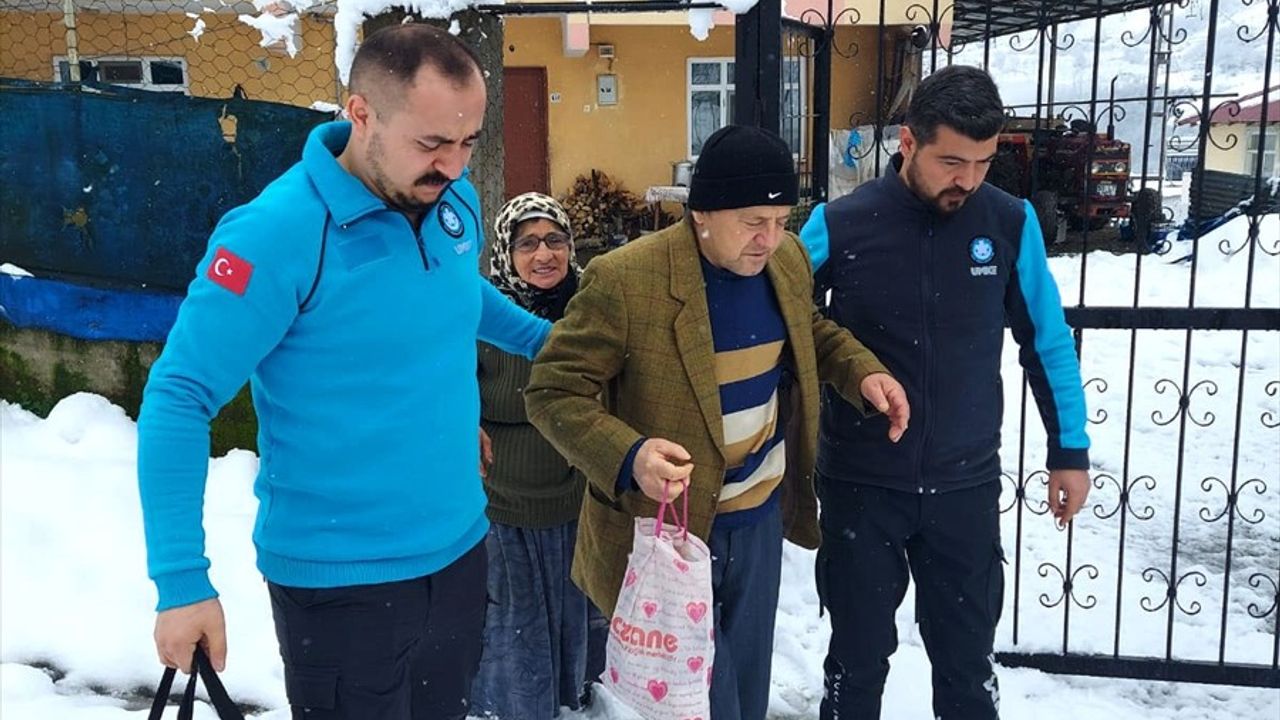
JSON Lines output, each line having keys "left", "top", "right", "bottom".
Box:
{"left": 790, "top": 0, "right": 1278, "bottom": 688}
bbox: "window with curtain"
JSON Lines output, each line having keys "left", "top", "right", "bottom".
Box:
{"left": 688, "top": 57, "right": 804, "bottom": 159}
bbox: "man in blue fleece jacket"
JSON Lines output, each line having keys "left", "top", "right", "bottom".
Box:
{"left": 801, "top": 66, "right": 1091, "bottom": 720}
{"left": 138, "top": 24, "right": 550, "bottom": 720}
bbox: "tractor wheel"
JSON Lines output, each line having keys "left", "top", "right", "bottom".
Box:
{"left": 1131, "top": 188, "right": 1162, "bottom": 252}
{"left": 1032, "top": 190, "right": 1065, "bottom": 245}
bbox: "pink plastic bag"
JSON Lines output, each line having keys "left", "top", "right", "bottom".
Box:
{"left": 604, "top": 486, "right": 715, "bottom": 720}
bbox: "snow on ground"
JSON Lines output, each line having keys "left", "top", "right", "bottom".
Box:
{"left": 999, "top": 215, "right": 1280, "bottom": 671}
{"left": 2, "top": 216, "right": 1277, "bottom": 718}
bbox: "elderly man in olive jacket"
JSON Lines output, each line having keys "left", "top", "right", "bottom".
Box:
{"left": 525, "top": 125, "right": 910, "bottom": 720}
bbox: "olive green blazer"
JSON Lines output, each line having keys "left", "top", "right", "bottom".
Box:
{"left": 525, "top": 221, "right": 888, "bottom": 615}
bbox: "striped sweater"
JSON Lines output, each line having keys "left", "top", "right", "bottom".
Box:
{"left": 702, "top": 256, "right": 788, "bottom": 529}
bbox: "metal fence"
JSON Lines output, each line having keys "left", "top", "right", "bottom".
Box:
{"left": 0, "top": 0, "right": 342, "bottom": 109}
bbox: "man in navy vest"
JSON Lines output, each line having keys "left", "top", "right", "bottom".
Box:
{"left": 801, "top": 65, "right": 1091, "bottom": 720}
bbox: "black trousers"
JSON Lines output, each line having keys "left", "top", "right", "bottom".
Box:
{"left": 816, "top": 478, "right": 1005, "bottom": 720}
{"left": 268, "top": 540, "right": 487, "bottom": 720}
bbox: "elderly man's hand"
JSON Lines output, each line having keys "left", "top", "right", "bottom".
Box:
{"left": 632, "top": 438, "right": 694, "bottom": 502}
{"left": 860, "top": 372, "right": 910, "bottom": 443}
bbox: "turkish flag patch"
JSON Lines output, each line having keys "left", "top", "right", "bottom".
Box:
{"left": 207, "top": 246, "right": 253, "bottom": 296}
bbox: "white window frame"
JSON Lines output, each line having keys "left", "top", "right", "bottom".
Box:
{"left": 687, "top": 57, "right": 735, "bottom": 160}
{"left": 53, "top": 56, "right": 189, "bottom": 93}
{"left": 1245, "top": 125, "right": 1279, "bottom": 177}
{"left": 686, "top": 56, "right": 806, "bottom": 160}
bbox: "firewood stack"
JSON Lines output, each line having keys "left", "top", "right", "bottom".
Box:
{"left": 560, "top": 170, "right": 644, "bottom": 248}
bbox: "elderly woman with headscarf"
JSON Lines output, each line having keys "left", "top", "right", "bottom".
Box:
{"left": 470, "top": 192, "right": 608, "bottom": 720}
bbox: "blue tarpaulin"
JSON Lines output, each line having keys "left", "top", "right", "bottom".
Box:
{"left": 0, "top": 272, "right": 181, "bottom": 342}
{"left": 0, "top": 79, "right": 329, "bottom": 293}
{"left": 0, "top": 79, "right": 329, "bottom": 341}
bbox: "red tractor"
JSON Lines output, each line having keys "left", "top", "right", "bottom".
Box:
{"left": 988, "top": 116, "right": 1135, "bottom": 245}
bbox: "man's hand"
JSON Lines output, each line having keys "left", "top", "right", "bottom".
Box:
{"left": 860, "top": 372, "right": 910, "bottom": 442}
{"left": 479, "top": 427, "right": 494, "bottom": 478}
{"left": 154, "top": 597, "right": 226, "bottom": 673}
{"left": 632, "top": 438, "right": 694, "bottom": 502}
{"left": 1048, "top": 469, "right": 1090, "bottom": 529}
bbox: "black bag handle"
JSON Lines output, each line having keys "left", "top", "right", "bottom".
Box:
{"left": 147, "top": 647, "right": 245, "bottom": 720}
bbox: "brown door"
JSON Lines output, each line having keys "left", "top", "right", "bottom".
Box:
{"left": 503, "top": 67, "right": 550, "bottom": 199}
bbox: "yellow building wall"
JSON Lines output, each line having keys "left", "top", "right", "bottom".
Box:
{"left": 830, "top": 25, "right": 886, "bottom": 131}
{"left": 0, "top": 11, "right": 339, "bottom": 107}
{"left": 503, "top": 17, "right": 883, "bottom": 197}
{"left": 505, "top": 18, "right": 731, "bottom": 198}
{"left": 0, "top": 11, "right": 888, "bottom": 195}
{"left": 1204, "top": 123, "right": 1252, "bottom": 174}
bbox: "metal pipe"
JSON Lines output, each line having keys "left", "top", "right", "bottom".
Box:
{"left": 1164, "top": 0, "right": 1223, "bottom": 663}
{"left": 63, "top": 0, "right": 80, "bottom": 82}
{"left": 811, "top": 1, "right": 832, "bottom": 203}
{"left": 474, "top": 1, "right": 719, "bottom": 15}
{"left": 1047, "top": 23, "right": 1059, "bottom": 117}
{"left": 1002, "top": 92, "right": 1234, "bottom": 110}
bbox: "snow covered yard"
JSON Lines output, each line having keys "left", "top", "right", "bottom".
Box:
{"left": 1, "top": 396, "right": 1276, "bottom": 720}
{"left": 2, "top": 215, "right": 1277, "bottom": 718}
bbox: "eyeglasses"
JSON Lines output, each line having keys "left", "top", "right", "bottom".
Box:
{"left": 512, "top": 232, "right": 571, "bottom": 254}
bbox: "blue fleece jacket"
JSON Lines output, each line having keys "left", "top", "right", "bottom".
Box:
{"left": 139, "top": 122, "right": 552, "bottom": 611}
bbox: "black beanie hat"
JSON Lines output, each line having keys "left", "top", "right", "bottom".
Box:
{"left": 687, "top": 125, "right": 799, "bottom": 211}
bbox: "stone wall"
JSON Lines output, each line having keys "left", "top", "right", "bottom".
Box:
{"left": 0, "top": 323, "right": 257, "bottom": 456}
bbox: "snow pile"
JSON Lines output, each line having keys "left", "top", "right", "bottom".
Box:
{"left": 689, "top": 8, "right": 717, "bottom": 41}
{"left": 239, "top": 2, "right": 303, "bottom": 57}
{"left": 0, "top": 395, "right": 285, "bottom": 712}
{"left": 309, "top": 100, "right": 344, "bottom": 114}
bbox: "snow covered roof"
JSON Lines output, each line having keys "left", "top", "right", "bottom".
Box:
{"left": 951, "top": 0, "right": 1163, "bottom": 43}
{"left": 1176, "top": 87, "right": 1280, "bottom": 127}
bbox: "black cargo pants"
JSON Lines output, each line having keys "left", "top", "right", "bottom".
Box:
{"left": 815, "top": 477, "right": 1005, "bottom": 720}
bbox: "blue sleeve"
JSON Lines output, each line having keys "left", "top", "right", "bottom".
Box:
{"left": 138, "top": 204, "right": 317, "bottom": 611}
{"left": 1007, "top": 199, "right": 1091, "bottom": 470}
{"left": 799, "top": 202, "right": 830, "bottom": 271}
{"left": 799, "top": 202, "right": 832, "bottom": 300}
{"left": 478, "top": 282, "right": 552, "bottom": 359}
{"left": 616, "top": 437, "right": 646, "bottom": 495}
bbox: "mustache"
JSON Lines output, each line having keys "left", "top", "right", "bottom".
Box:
{"left": 415, "top": 172, "right": 450, "bottom": 187}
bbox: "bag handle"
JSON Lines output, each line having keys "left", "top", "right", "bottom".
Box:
{"left": 655, "top": 479, "right": 690, "bottom": 542}
{"left": 147, "top": 647, "right": 245, "bottom": 720}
